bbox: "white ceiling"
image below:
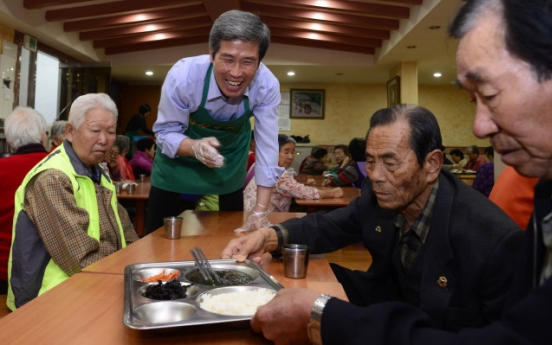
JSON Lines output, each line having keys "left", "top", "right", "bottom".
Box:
{"left": 0, "top": 0, "right": 464, "bottom": 86}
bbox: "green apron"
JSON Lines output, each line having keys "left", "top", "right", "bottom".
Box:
{"left": 151, "top": 64, "right": 252, "bottom": 195}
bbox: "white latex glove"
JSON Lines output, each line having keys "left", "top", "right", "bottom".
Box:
{"left": 235, "top": 204, "right": 271, "bottom": 233}
{"left": 191, "top": 137, "right": 225, "bottom": 168}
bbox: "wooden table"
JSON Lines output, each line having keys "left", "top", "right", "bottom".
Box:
{"left": 0, "top": 211, "right": 348, "bottom": 344}
{"left": 295, "top": 187, "right": 360, "bottom": 213}
{"left": 455, "top": 174, "right": 476, "bottom": 186}
{"left": 117, "top": 180, "right": 150, "bottom": 237}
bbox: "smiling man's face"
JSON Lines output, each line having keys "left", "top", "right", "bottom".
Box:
{"left": 456, "top": 10, "right": 552, "bottom": 179}
{"left": 210, "top": 40, "right": 260, "bottom": 99}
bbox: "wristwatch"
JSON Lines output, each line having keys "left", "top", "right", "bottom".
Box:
{"left": 307, "top": 294, "right": 331, "bottom": 345}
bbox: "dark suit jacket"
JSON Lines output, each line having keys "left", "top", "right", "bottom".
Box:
{"left": 280, "top": 170, "right": 523, "bottom": 335}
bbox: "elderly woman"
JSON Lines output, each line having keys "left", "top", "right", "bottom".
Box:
{"left": 49, "top": 120, "right": 67, "bottom": 152}
{"left": 129, "top": 137, "right": 156, "bottom": 177}
{"left": 244, "top": 134, "right": 343, "bottom": 212}
{"left": 0, "top": 107, "right": 49, "bottom": 294}
{"left": 7, "top": 93, "right": 139, "bottom": 311}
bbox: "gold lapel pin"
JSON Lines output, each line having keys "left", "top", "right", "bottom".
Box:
{"left": 375, "top": 226, "right": 381, "bottom": 233}
{"left": 437, "top": 276, "right": 448, "bottom": 289}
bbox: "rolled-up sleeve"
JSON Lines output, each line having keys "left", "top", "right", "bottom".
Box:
{"left": 252, "top": 67, "right": 284, "bottom": 187}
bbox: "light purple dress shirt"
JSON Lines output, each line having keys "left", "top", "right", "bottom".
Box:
{"left": 153, "top": 54, "right": 283, "bottom": 187}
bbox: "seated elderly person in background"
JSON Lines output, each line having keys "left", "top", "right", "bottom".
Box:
{"left": 114, "top": 135, "right": 135, "bottom": 181}
{"left": 472, "top": 146, "right": 495, "bottom": 197}
{"left": 103, "top": 144, "right": 124, "bottom": 181}
{"left": 0, "top": 107, "right": 49, "bottom": 295}
{"left": 49, "top": 120, "right": 67, "bottom": 152}
{"left": 6, "top": 93, "right": 139, "bottom": 311}
{"left": 129, "top": 137, "right": 156, "bottom": 177}
{"left": 244, "top": 134, "right": 343, "bottom": 212}
{"left": 223, "top": 105, "right": 523, "bottom": 342}
{"left": 464, "top": 145, "right": 487, "bottom": 171}
{"left": 450, "top": 149, "right": 467, "bottom": 169}
{"left": 322, "top": 138, "right": 367, "bottom": 188}
{"left": 300, "top": 147, "right": 329, "bottom": 175}
{"left": 323, "top": 144, "right": 348, "bottom": 176}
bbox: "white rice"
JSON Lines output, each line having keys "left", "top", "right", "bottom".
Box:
{"left": 199, "top": 288, "right": 276, "bottom": 316}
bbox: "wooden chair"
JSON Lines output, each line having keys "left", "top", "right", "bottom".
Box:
{"left": 0, "top": 295, "right": 10, "bottom": 318}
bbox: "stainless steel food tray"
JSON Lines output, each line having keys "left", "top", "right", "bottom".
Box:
{"left": 123, "top": 259, "right": 283, "bottom": 330}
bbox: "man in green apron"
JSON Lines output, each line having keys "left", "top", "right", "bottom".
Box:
{"left": 146, "top": 10, "right": 283, "bottom": 233}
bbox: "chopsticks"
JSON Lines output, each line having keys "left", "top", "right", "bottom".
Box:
{"left": 190, "top": 247, "right": 222, "bottom": 285}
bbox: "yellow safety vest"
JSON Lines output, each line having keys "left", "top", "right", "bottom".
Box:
{"left": 7, "top": 143, "right": 127, "bottom": 310}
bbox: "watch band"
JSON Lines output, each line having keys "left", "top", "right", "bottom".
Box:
{"left": 308, "top": 294, "right": 331, "bottom": 345}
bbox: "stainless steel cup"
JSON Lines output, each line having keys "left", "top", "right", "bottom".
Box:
{"left": 282, "top": 244, "right": 309, "bottom": 279}
{"left": 139, "top": 174, "right": 146, "bottom": 182}
{"left": 164, "top": 216, "right": 183, "bottom": 239}
{"left": 127, "top": 184, "right": 136, "bottom": 194}
{"left": 115, "top": 182, "right": 122, "bottom": 194}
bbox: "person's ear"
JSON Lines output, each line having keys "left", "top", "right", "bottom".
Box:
{"left": 424, "top": 149, "right": 443, "bottom": 181}
{"left": 41, "top": 131, "right": 48, "bottom": 148}
{"left": 65, "top": 123, "right": 76, "bottom": 142}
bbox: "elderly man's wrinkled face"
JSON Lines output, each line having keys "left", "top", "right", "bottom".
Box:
{"left": 67, "top": 108, "right": 116, "bottom": 169}
{"left": 456, "top": 10, "right": 552, "bottom": 179}
{"left": 366, "top": 121, "right": 433, "bottom": 213}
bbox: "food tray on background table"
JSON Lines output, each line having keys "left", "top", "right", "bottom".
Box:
{"left": 123, "top": 259, "right": 283, "bottom": 330}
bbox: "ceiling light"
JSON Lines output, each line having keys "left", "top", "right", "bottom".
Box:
{"left": 145, "top": 71, "right": 153, "bottom": 76}
{"left": 407, "top": 45, "right": 416, "bottom": 49}
{"left": 429, "top": 26, "right": 441, "bottom": 30}
{"left": 287, "top": 71, "right": 295, "bottom": 76}
{"left": 433, "top": 72, "right": 442, "bottom": 77}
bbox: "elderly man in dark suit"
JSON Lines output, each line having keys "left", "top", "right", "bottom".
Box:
{"left": 222, "top": 104, "right": 523, "bottom": 344}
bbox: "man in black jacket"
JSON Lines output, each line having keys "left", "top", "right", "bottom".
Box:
{"left": 222, "top": 104, "right": 523, "bottom": 343}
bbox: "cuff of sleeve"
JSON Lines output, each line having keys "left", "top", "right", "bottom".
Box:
{"left": 269, "top": 224, "right": 289, "bottom": 258}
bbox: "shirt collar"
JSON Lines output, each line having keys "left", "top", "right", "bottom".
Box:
{"left": 393, "top": 180, "right": 440, "bottom": 244}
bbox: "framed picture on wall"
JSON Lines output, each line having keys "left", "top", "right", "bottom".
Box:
{"left": 290, "top": 89, "right": 325, "bottom": 119}
{"left": 387, "top": 76, "right": 401, "bottom": 107}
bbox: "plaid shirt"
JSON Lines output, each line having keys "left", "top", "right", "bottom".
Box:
{"left": 24, "top": 164, "right": 139, "bottom": 276}
{"left": 394, "top": 181, "right": 439, "bottom": 268}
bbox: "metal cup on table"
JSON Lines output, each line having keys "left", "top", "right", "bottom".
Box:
{"left": 164, "top": 216, "right": 183, "bottom": 239}
{"left": 282, "top": 244, "right": 310, "bottom": 279}
{"left": 139, "top": 174, "right": 146, "bottom": 182}
{"left": 114, "top": 182, "right": 122, "bottom": 194}
{"left": 127, "top": 183, "right": 136, "bottom": 194}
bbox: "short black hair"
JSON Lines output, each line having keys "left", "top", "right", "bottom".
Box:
{"left": 449, "top": 0, "right": 552, "bottom": 82}
{"left": 450, "top": 149, "right": 464, "bottom": 159}
{"left": 333, "top": 144, "right": 349, "bottom": 156}
{"left": 137, "top": 137, "right": 155, "bottom": 152}
{"left": 139, "top": 103, "right": 151, "bottom": 115}
{"left": 312, "top": 147, "right": 328, "bottom": 159}
{"left": 348, "top": 138, "right": 366, "bottom": 162}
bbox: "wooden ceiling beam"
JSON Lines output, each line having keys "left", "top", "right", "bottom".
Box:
{"left": 79, "top": 16, "right": 212, "bottom": 41}
{"left": 105, "top": 36, "right": 208, "bottom": 55}
{"left": 243, "top": 0, "right": 410, "bottom": 19}
{"left": 270, "top": 28, "right": 382, "bottom": 48}
{"left": 63, "top": 6, "right": 206, "bottom": 32}
{"left": 46, "top": 0, "right": 201, "bottom": 22}
{"left": 260, "top": 16, "right": 390, "bottom": 40}
{"left": 93, "top": 26, "right": 211, "bottom": 49}
{"left": 24, "top": 0, "right": 90, "bottom": 9}
{"left": 271, "top": 36, "right": 376, "bottom": 55}
{"left": 240, "top": 3, "right": 400, "bottom": 30}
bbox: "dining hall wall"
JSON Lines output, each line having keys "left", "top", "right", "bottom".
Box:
{"left": 279, "top": 83, "right": 490, "bottom": 148}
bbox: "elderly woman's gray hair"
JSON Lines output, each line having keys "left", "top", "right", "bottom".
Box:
{"left": 114, "top": 135, "right": 130, "bottom": 153}
{"left": 68, "top": 93, "right": 118, "bottom": 130}
{"left": 5, "top": 107, "right": 47, "bottom": 151}
{"left": 277, "top": 134, "right": 296, "bottom": 150}
{"left": 209, "top": 10, "right": 270, "bottom": 62}
{"left": 50, "top": 120, "right": 67, "bottom": 142}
